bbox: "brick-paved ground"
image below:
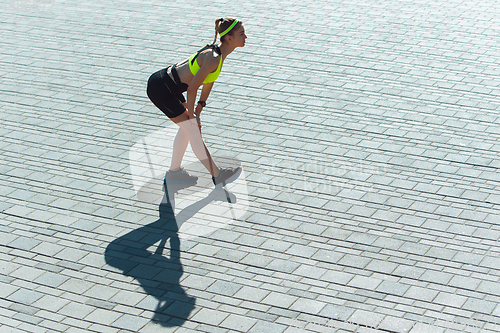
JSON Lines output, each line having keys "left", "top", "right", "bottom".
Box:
{"left": 1, "top": 0, "right": 500, "bottom": 332}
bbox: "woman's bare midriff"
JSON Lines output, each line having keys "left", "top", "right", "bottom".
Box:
{"left": 170, "top": 61, "right": 194, "bottom": 85}
{"left": 169, "top": 49, "right": 220, "bottom": 86}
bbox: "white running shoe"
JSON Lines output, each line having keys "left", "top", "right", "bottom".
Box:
{"left": 164, "top": 168, "right": 198, "bottom": 184}
{"left": 212, "top": 167, "right": 242, "bottom": 189}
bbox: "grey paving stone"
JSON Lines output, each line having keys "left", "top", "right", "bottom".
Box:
{"left": 371, "top": 210, "right": 402, "bottom": 222}
{"left": 338, "top": 254, "right": 371, "bottom": 270}
{"left": 375, "top": 280, "right": 410, "bottom": 297}
{"left": 248, "top": 320, "right": 288, "bottom": 333}
{"left": 261, "top": 292, "right": 298, "bottom": 309}
{"left": 345, "top": 232, "right": 378, "bottom": 246}
{"left": 58, "top": 278, "right": 95, "bottom": 295}
{"left": 452, "top": 252, "right": 484, "bottom": 266}
{"left": 365, "top": 260, "right": 399, "bottom": 275}
{"left": 371, "top": 237, "right": 404, "bottom": 251}
{"left": 191, "top": 308, "right": 229, "bottom": 326}
{"left": 9, "top": 302, "right": 39, "bottom": 318}
{"left": 0, "top": 283, "right": 19, "bottom": 299}
{"left": 232, "top": 286, "right": 269, "bottom": 304}
{"left": 290, "top": 298, "right": 327, "bottom": 316}
{"left": 9, "top": 266, "right": 46, "bottom": 282}
{"left": 393, "top": 266, "right": 426, "bottom": 280}
{"left": 396, "top": 215, "right": 427, "bottom": 227}
{"left": 240, "top": 253, "right": 274, "bottom": 268}
{"left": 58, "top": 301, "right": 95, "bottom": 319}
{"left": 426, "top": 247, "right": 456, "bottom": 261}
{"left": 420, "top": 218, "right": 451, "bottom": 231}
{"left": 33, "top": 271, "right": 70, "bottom": 288}
{"left": 292, "top": 265, "right": 327, "bottom": 280}
{"left": 285, "top": 244, "right": 318, "bottom": 259}
{"left": 13, "top": 312, "right": 44, "bottom": 326}
{"left": 476, "top": 280, "right": 500, "bottom": 296}
{"left": 8, "top": 288, "right": 44, "bottom": 306}
{"left": 7, "top": 237, "right": 42, "bottom": 251}
{"left": 206, "top": 280, "right": 243, "bottom": 297}
{"left": 318, "top": 304, "right": 355, "bottom": 322}
{"left": 420, "top": 270, "right": 454, "bottom": 285}
{"left": 461, "top": 298, "right": 497, "bottom": 315}
{"left": 219, "top": 313, "right": 259, "bottom": 332}
{"left": 181, "top": 274, "right": 216, "bottom": 292}
{"left": 348, "top": 275, "right": 382, "bottom": 291}
{"left": 266, "top": 259, "right": 301, "bottom": 274}
{"left": 378, "top": 316, "right": 415, "bottom": 333}
{"left": 111, "top": 313, "right": 150, "bottom": 331}
{"left": 348, "top": 309, "right": 385, "bottom": 330}
{"left": 433, "top": 292, "right": 468, "bottom": 308}
{"left": 479, "top": 256, "right": 500, "bottom": 270}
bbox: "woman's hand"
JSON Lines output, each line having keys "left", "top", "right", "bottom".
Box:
{"left": 183, "top": 102, "right": 196, "bottom": 120}
{"left": 195, "top": 103, "right": 203, "bottom": 116}
{"left": 194, "top": 113, "right": 202, "bottom": 130}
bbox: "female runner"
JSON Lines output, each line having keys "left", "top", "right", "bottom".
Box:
{"left": 147, "top": 18, "right": 246, "bottom": 188}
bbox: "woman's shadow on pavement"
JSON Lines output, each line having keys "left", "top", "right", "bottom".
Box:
{"left": 104, "top": 179, "right": 236, "bottom": 327}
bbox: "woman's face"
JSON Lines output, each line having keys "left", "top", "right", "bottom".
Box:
{"left": 230, "top": 24, "right": 247, "bottom": 47}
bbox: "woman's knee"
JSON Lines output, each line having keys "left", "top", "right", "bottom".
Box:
{"left": 176, "top": 118, "right": 201, "bottom": 136}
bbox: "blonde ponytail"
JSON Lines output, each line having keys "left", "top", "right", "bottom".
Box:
{"left": 212, "top": 18, "right": 224, "bottom": 45}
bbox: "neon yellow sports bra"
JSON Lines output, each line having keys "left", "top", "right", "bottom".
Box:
{"left": 188, "top": 45, "right": 223, "bottom": 84}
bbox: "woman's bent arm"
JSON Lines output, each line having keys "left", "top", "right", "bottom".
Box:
{"left": 198, "top": 82, "right": 214, "bottom": 109}
{"left": 185, "top": 54, "right": 219, "bottom": 118}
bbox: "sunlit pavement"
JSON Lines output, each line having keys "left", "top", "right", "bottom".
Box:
{"left": 1, "top": 0, "right": 500, "bottom": 332}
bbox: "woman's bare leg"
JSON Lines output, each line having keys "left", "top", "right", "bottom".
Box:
{"left": 169, "top": 128, "right": 189, "bottom": 171}
{"left": 171, "top": 111, "right": 220, "bottom": 177}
